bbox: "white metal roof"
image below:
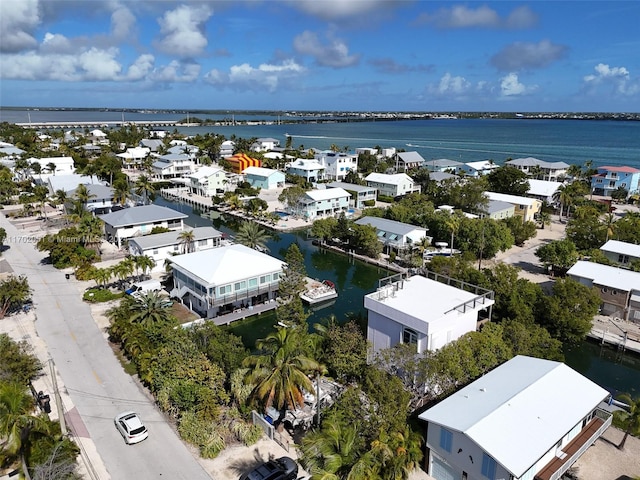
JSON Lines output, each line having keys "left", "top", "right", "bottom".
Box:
{"left": 129, "top": 227, "right": 222, "bottom": 250}
{"left": 485, "top": 191, "right": 540, "bottom": 207}
{"left": 364, "top": 275, "right": 488, "bottom": 334}
{"left": 169, "top": 244, "right": 285, "bottom": 286}
{"left": 243, "top": 166, "right": 284, "bottom": 178}
{"left": 188, "top": 166, "right": 223, "bottom": 179}
{"left": 600, "top": 240, "right": 640, "bottom": 258}
{"left": 365, "top": 172, "right": 413, "bottom": 185}
{"left": 527, "top": 179, "right": 563, "bottom": 197}
{"left": 419, "top": 355, "right": 609, "bottom": 478}
{"left": 306, "top": 187, "right": 351, "bottom": 201}
{"left": 567, "top": 260, "right": 640, "bottom": 291}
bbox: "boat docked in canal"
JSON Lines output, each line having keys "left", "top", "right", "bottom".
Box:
{"left": 300, "top": 280, "right": 338, "bottom": 305}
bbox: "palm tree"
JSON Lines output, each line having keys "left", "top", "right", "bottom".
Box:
{"left": 112, "top": 258, "right": 134, "bottom": 289}
{"left": 73, "top": 184, "right": 95, "bottom": 205}
{"left": 0, "top": 382, "right": 52, "bottom": 480}
{"left": 54, "top": 189, "right": 67, "bottom": 214}
{"left": 46, "top": 162, "right": 57, "bottom": 175}
{"left": 111, "top": 178, "right": 130, "bottom": 206}
{"left": 443, "top": 211, "right": 461, "bottom": 255}
{"left": 178, "top": 229, "right": 196, "bottom": 254}
{"left": 134, "top": 174, "right": 156, "bottom": 204}
{"left": 614, "top": 394, "right": 640, "bottom": 450}
{"left": 553, "top": 184, "right": 572, "bottom": 221}
{"left": 235, "top": 221, "right": 270, "bottom": 252}
{"left": 92, "top": 267, "right": 113, "bottom": 289}
{"left": 601, "top": 212, "right": 617, "bottom": 241}
{"left": 132, "top": 255, "right": 155, "bottom": 281}
{"left": 243, "top": 328, "right": 324, "bottom": 423}
{"left": 32, "top": 185, "right": 49, "bottom": 220}
{"left": 127, "top": 291, "right": 173, "bottom": 328}
{"left": 299, "top": 418, "right": 362, "bottom": 479}
{"left": 363, "top": 426, "right": 424, "bottom": 480}
{"left": 538, "top": 211, "right": 551, "bottom": 230}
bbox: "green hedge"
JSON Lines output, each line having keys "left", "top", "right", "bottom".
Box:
{"left": 83, "top": 288, "right": 124, "bottom": 303}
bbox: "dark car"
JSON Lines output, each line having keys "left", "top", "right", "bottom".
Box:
{"left": 239, "top": 456, "right": 298, "bottom": 480}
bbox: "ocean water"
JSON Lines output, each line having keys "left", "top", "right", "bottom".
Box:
{"left": 2, "top": 108, "right": 640, "bottom": 169}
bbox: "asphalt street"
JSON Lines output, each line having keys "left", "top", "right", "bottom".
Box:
{"left": 1, "top": 213, "right": 211, "bottom": 480}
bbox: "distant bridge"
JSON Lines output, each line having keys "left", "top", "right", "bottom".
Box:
{"left": 15, "top": 120, "right": 180, "bottom": 130}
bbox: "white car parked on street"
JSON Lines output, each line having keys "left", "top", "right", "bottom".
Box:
{"left": 114, "top": 411, "right": 149, "bottom": 445}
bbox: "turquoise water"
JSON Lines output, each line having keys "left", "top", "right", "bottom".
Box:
{"left": 155, "top": 196, "right": 391, "bottom": 346}
{"left": 2, "top": 108, "right": 639, "bottom": 168}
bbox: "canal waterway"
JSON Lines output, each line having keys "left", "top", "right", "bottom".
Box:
{"left": 155, "top": 196, "right": 392, "bottom": 345}
{"left": 156, "top": 196, "right": 640, "bottom": 396}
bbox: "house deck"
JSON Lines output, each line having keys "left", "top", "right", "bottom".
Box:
{"left": 534, "top": 416, "right": 608, "bottom": 480}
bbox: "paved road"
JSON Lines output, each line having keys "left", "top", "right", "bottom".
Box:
{"left": 1, "top": 214, "right": 211, "bottom": 480}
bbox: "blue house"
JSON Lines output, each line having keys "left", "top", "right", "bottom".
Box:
{"left": 243, "top": 166, "right": 285, "bottom": 190}
{"left": 591, "top": 166, "right": 640, "bottom": 197}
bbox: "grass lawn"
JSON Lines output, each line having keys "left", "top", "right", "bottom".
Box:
{"left": 170, "top": 302, "right": 200, "bottom": 324}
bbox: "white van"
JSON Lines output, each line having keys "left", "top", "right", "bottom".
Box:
{"left": 125, "top": 279, "right": 162, "bottom": 296}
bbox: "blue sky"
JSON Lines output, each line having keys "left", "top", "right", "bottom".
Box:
{"left": 1, "top": 0, "right": 639, "bottom": 112}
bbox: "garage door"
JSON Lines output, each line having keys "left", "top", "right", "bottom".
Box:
{"left": 431, "top": 456, "right": 457, "bottom": 480}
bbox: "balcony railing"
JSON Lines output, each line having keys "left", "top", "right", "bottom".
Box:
{"left": 534, "top": 409, "right": 612, "bottom": 480}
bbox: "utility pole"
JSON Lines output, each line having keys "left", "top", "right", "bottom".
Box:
{"left": 49, "top": 359, "right": 67, "bottom": 434}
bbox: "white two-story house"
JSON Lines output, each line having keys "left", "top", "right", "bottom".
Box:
{"left": 99, "top": 205, "right": 187, "bottom": 247}
{"left": 286, "top": 158, "right": 325, "bottom": 183}
{"left": 188, "top": 166, "right": 226, "bottom": 196}
{"left": 128, "top": 226, "right": 223, "bottom": 273}
{"left": 169, "top": 244, "right": 285, "bottom": 319}
{"left": 419, "top": 355, "right": 611, "bottom": 480}
{"left": 298, "top": 187, "right": 351, "bottom": 220}
{"left": 365, "top": 272, "right": 494, "bottom": 356}
{"left": 314, "top": 151, "right": 358, "bottom": 181}
{"left": 152, "top": 153, "right": 196, "bottom": 179}
{"left": 365, "top": 172, "right": 421, "bottom": 198}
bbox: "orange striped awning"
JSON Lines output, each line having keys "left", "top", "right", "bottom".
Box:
{"left": 227, "top": 153, "right": 262, "bottom": 173}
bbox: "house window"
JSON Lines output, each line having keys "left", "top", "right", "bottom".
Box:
{"left": 618, "top": 254, "right": 629, "bottom": 264}
{"left": 439, "top": 427, "right": 453, "bottom": 453}
{"left": 481, "top": 453, "right": 497, "bottom": 480}
{"left": 152, "top": 249, "right": 158, "bottom": 255}
{"left": 198, "top": 239, "right": 208, "bottom": 247}
{"left": 218, "top": 284, "right": 232, "bottom": 295}
{"left": 234, "top": 281, "right": 247, "bottom": 291}
{"left": 403, "top": 327, "right": 418, "bottom": 345}
{"left": 260, "top": 275, "right": 270, "bottom": 284}
{"left": 273, "top": 272, "right": 280, "bottom": 280}
{"left": 173, "top": 245, "right": 179, "bottom": 251}
{"left": 248, "top": 278, "right": 258, "bottom": 288}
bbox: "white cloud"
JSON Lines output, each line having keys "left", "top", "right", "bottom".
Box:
{"left": 40, "top": 32, "right": 74, "bottom": 54}
{"left": 111, "top": 4, "right": 136, "bottom": 40}
{"left": 151, "top": 60, "right": 201, "bottom": 83}
{"left": 505, "top": 6, "right": 538, "bottom": 29}
{"left": 583, "top": 63, "right": 639, "bottom": 96}
{"left": 500, "top": 73, "right": 524, "bottom": 96}
{"left": 0, "top": 0, "right": 41, "bottom": 53}
{"left": 491, "top": 40, "right": 568, "bottom": 71}
{"left": 156, "top": 4, "right": 212, "bottom": 58}
{"left": 205, "top": 59, "right": 306, "bottom": 92}
{"left": 416, "top": 5, "right": 537, "bottom": 29}
{"left": 293, "top": 31, "right": 359, "bottom": 68}
{"left": 77, "top": 47, "right": 122, "bottom": 80}
{"left": 125, "top": 54, "right": 155, "bottom": 81}
{"left": 431, "top": 73, "right": 471, "bottom": 95}
{"left": 287, "top": 0, "right": 395, "bottom": 20}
